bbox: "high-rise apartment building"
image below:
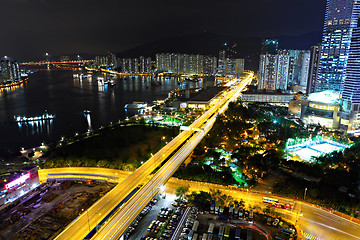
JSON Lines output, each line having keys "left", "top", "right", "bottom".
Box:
{"left": 226, "top": 58, "right": 245, "bottom": 78}
{"left": 275, "top": 51, "right": 291, "bottom": 90}
{"left": 287, "top": 50, "right": 311, "bottom": 91}
{"left": 139, "top": 56, "right": 145, "bottom": 73}
{"left": 145, "top": 57, "right": 152, "bottom": 73}
{"left": 306, "top": 44, "right": 322, "bottom": 95}
{"left": 259, "top": 54, "right": 277, "bottom": 90}
{"left": 316, "top": 0, "right": 360, "bottom": 92}
{"left": 155, "top": 53, "right": 217, "bottom": 75}
{"left": 203, "top": 56, "right": 217, "bottom": 75}
{"left": 218, "top": 50, "right": 227, "bottom": 76}
{"left": 0, "top": 60, "right": 21, "bottom": 83}
{"left": 259, "top": 50, "right": 310, "bottom": 91}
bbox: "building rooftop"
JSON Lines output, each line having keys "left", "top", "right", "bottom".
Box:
{"left": 187, "top": 86, "right": 226, "bottom": 102}
{"left": 243, "top": 89, "right": 292, "bottom": 95}
{"left": 307, "top": 90, "right": 341, "bottom": 105}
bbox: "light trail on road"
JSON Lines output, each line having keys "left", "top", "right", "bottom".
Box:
{"left": 91, "top": 73, "right": 253, "bottom": 240}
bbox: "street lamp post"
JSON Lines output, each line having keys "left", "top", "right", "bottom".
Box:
{"left": 304, "top": 187, "right": 307, "bottom": 200}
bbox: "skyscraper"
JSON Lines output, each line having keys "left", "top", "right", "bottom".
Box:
{"left": 342, "top": 11, "right": 360, "bottom": 129}
{"left": 306, "top": 44, "right": 322, "bottom": 95}
{"left": 316, "top": 0, "right": 360, "bottom": 92}
{"left": 0, "top": 60, "right": 21, "bottom": 83}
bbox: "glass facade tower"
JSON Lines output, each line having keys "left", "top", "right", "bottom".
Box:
{"left": 316, "top": 0, "right": 360, "bottom": 92}
{"left": 342, "top": 13, "right": 360, "bottom": 129}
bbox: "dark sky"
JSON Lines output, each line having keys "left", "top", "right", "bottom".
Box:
{"left": 1, "top": 0, "right": 326, "bottom": 61}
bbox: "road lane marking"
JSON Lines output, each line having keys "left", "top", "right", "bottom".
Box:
{"left": 314, "top": 212, "right": 347, "bottom": 225}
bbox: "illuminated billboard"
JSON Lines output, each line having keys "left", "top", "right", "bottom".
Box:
{"left": 4, "top": 173, "right": 30, "bottom": 190}
{"left": 309, "top": 102, "right": 340, "bottom": 111}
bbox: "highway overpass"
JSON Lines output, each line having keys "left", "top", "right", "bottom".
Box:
{"left": 49, "top": 73, "right": 253, "bottom": 240}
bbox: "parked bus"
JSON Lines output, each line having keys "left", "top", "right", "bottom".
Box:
{"left": 224, "top": 225, "right": 230, "bottom": 238}
{"left": 262, "top": 197, "right": 279, "bottom": 205}
{"left": 218, "top": 225, "right": 225, "bottom": 236}
{"left": 263, "top": 197, "right": 292, "bottom": 210}
{"left": 202, "top": 233, "right": 208, "bottom": 240}
{"left": 192, "top": 220, "right": 199, "bottom": 232}
{"left": 192, "top": 233, "right": 198, "bottom": 240}
{"left": 208, "top": 223, "right": 215, "bottom": 233}
{"left": 235, "top": 228, "right": 241, "bottom": 239}
{"left": 207, "top": 233, "right": 213, "bottom": 240}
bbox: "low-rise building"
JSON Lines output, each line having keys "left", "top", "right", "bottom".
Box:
{"left": 0, "top": 166, "right": 40, "bottom": 207}
{"left": 241, "top": 89, "right": 293, "bottom": 104}
{"left": 302, "top": 90, "right": 342, "bottom": 129}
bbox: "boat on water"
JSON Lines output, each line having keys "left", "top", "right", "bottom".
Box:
{"left": 14, "top": 112, "right": 55, "bottom": 122}
{"left": 124, "top": 101, "right": 148, "bottom": 109}
{"left": 104, "top": 80, "right": 115, "bottom": 86}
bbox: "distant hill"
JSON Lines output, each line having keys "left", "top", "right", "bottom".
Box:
{"left": 116, "top": 31, "right": 322, "bottom": 71}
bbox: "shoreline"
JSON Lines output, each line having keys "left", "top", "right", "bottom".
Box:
{"left": 0, "top": 78, "right": 28, "bottom": 89}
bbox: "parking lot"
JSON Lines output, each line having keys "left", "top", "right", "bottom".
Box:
{"left": 123, "top": 194, "right": 268, "bottom": 240}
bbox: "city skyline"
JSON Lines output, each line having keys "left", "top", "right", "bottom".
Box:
{"left": 1, "top": 1, "right": 360, "bottom": 239}
{"left": 1, "top": 0, "right": 326, "bottom": 60}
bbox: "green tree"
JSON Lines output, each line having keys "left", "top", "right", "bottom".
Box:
{"left": 210, "top": 189, "right": 223, "bottom": 205}
{"left": 175, "top": 186, "right": 189, "bottom": 201}
{"left": 187, "top": 191, "right": 212, "bottom": 209}
{"left": 220, "top": 194, "right": 233, "bottom": 207}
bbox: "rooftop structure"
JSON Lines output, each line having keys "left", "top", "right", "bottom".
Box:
{"left": 307, "top": 90, "right": 341, "bottom": 105}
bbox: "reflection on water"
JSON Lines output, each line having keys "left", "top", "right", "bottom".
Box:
{"left": 0, "top": 83, "right": 25, "bottom": 96}
{"left": 17, "top": 119, "right": 54, "bottom": 136}
{"left": 0, "top": 70, "right": 202, "bottom": 150}
{"left": 84, "top": 112, "right": 92, "bottom": 131}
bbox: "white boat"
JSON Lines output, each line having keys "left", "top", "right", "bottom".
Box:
{"left": 14, "top": 112, "right": 55, "bottom": 122}
{"left": 124, "top": 101, "right": 148, "bottom": 109}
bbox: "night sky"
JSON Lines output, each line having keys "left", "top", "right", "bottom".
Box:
{"left": 1, "top": 0, "right": 326, "bottom": 61}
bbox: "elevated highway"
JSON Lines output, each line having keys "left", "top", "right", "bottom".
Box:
{"left": 91, "top": 73, "right": 253, "bottom": 239}
{"left": 51, "top": 73, "right": 253, "bottom": 240}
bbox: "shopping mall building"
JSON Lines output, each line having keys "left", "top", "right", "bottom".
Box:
{"left": 289, "top": 90, "right": 342, "bottom": 129}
